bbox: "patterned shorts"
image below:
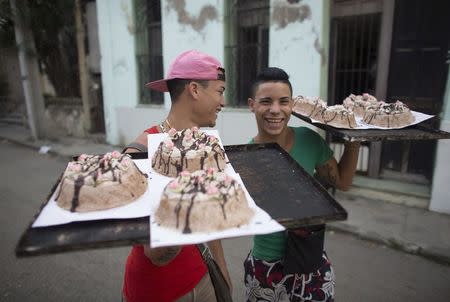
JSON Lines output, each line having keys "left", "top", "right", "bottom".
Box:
{"left": 243, "top": 252, "right": 335, "bottom": 302}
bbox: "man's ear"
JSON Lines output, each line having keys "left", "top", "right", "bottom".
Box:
{"left": 248, "top": 98, "right": 255, "bottom": 112}
{"left": 187, "top": 81, "right": 200, "bottom": 99}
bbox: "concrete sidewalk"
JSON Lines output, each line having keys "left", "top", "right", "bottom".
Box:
{"left": 1, "top": 123, "right": 449, "bottom": 265}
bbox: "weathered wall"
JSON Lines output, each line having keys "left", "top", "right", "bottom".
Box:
{"left": 161, "top": 0, "right": 225, "bottom": 108}
{"left": 430, "top": 68, "right": 450, "bottom": 214}
{"left": 0, "top": 47, "right": 25, "bottom": 111}
{"left": 269, "top": 0, "right": 329, "bottom": 98}
{"left": 100, "top": 0, "right": 322, "bottom": 147}
{"left": 97, "top": 0, "right": 139, "bottom": 144}
{"left": 43, "top": 101, "right": 85, "bottom": 138}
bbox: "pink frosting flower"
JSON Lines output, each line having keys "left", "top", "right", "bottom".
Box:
{"left": 207, "top": 185, "right": 219, "bottom": 195}
{"left": 164, "top": 139, "right": 174, "bottom": 149}
{"left": 180, "top": 170, "right": 190, "bottom": 177}
{"left": 168, "top": 128, "right": 177, "bottom": 137}
{"left": 192, "top": 127, "right": 199, "bottom": 132}
{"left": 208, "top": 136, "right": 217, "bottom": 143}
{"left": 78, "top": 154, "right": 88, "bottom": 161}
{"left": 121, "top": 157, "right": 130, "bottom": 167}
{"left": 207, "top": 167, "right": 215, "bottom": 175}
{"left": 225, "top": 175, "right": 234, "bottom": 185}
{"left": 69, "top": 162, "right": 81, "bottom": 172}
{"left": 169, "top": 180, "right": 179, "bottom": 189}
{"left": 111, "top": 150, "right": 121, "bottom": 158}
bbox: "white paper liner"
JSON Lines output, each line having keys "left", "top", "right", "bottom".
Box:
{"left": 149, "top": 172, "right": 285, "bottom": 248}
{"left": 147, "top": 129, "right": 284, "bottom": 247}
{"left": 294, "top": 109, "right": 434, "bottom": 130}
{"left": 32, "top": 159, "right": 153, "bottom": 227}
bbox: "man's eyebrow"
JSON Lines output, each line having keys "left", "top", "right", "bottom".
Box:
{"left": 258, "top": 97, "right": 272, "bottom": 101}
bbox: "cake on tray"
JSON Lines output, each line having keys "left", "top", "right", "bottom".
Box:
{"left": 55, "top": 151, "right": 147, "bottom": 212}
{"left": 152, "top": 127, "right": 226, "bottom": 177}
{"left": 293, "top": 95, "right": 327, "bottom": 122}
{"left": 343, "top": 93, "right": 379, "bottom": 118}
{"left": 321, "top": 105, "right": 357, "bottom": 128}
{"left": 363, "top": 100, "right": 415, "bottom": 128}
{"left": 155, "top": 169, "right": 255, "bottom": 234}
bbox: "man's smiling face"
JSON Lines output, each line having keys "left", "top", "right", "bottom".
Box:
{"left": 249, "top": 81, "right": 293, "bottom": 137}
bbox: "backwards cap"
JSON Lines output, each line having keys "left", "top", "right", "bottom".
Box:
{"left": 146, "top": 50, "right": 225, "bottom": 92}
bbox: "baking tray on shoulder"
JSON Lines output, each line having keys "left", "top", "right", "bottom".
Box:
{"left": 15, "top": 144, "right": 347, "bottom": 257}
{"left": 292, "top": 112, "right": 450, "bottom": 142}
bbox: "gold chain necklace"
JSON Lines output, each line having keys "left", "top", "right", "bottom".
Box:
{"left": 159, "top": 119, "right": 173, "bottom": 133}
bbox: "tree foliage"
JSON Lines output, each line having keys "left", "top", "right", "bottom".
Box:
{"left": 1, "top": 0, "right": 80, "bottom": 96}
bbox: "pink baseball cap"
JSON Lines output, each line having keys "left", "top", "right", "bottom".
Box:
{"left": 146, "top": 50, "right": 225, "bottom": 92}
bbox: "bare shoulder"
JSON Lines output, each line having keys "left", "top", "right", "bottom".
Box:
{"left": 135, "top": 132, "right": 148, "bottom": 145}
{"left": 123, "top": 132, "right": 149, "bottom": 153}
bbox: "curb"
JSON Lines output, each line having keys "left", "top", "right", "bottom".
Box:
{"left": 328, "top": 223, "right": 450, "bottom": 266}
{"left": 0, "top": 135, "right": 69, "bottom": 160}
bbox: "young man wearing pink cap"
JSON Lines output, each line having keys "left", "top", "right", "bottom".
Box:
{"left": 122, "top": 50, "right": 230, "bottom": 302}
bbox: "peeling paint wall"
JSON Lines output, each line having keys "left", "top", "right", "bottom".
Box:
{"left": 269, "top": 0, "right": 328, "bottom": 98}
{"left": 161, "top": 0, "right": 225, "bottom": 108}
{"left": 97, "top": 0, "right": 139, "bottom": 144}
{"left": 430, "top": 69, "right": 450, "bottom": 214}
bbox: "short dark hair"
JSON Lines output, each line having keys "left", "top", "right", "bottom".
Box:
{"left": 250, "top": 67, "right": 293, "bottom": 98}
{"left": 167, "top": 79, "right": 209, "bottom": 101}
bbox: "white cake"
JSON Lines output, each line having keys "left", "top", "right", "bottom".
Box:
{"left": 152, "top": 127, "right": 226, "bottom": 177}
{"left": 155, "top": 169, "right": 254, "bottom": 233}
{"left": 56, "top": 151, "right": 147, "bottom": 212}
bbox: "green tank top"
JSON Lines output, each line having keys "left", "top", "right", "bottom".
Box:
{"left": 251, "top": 127, "right": 333, "bottom": 261}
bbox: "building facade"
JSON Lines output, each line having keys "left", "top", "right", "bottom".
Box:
{"left": 96, "top": 0, "right": 450, "bottom": 213}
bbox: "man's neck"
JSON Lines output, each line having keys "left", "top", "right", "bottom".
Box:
{"left": 165, "top": 107, "right": 197, "bottom": 131}
{"left": 254, "top": 127, "right": 294, "bottom": 152}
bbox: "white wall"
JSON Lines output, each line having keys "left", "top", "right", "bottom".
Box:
{"left": 97, "top": 0, "right": 139, "bottom": 145}
{"left": 269, "top": 0, "right": 328, "bottom": 98}
{"left": 101, "top": 0, "right": 323, "bottom": 146}
{"left": 161, "top": 0, "right": 225, "bottom": 109}
{"left": 430, "top": 69, "right": 450, "bottom": 214}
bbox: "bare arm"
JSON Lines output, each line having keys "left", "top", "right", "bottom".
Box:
{"left": 123, "top": 132, "right": 148, "bottom": 153}
{"left": 126, "top": 131, "right": 182, "bottom": 265}
{"left": 315, "top": 142, "right": 360, "bottom": 191}
{"left": 207, "top": 240, "right": 232, "bottom": 293}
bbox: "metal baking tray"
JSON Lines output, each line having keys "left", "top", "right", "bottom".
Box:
{"left": 293, "top": 112, "right": 450, "bottom": 142}
{"left": 16, "top": 144, "right": 347, "bottom": 257}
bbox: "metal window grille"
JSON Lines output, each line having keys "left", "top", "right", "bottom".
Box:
{"left": 329, "top": 13, "right": 381, "bottom": 105}
{"left": 135, "top": 0, "right": 163, "bottom": 105}
{"left": 225, "top": 0, "right": 269, "bottom": 106}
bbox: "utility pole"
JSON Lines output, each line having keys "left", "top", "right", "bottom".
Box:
{"left": 75, "top": 0, "right": 91, "bottom": 134}
{"left": 10, "top": 0, "right": 46, "bottom": 140}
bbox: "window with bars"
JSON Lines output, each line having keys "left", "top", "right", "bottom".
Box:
{"left": 134, "top": 0, "right": 163, "bottom": 105}
{"left": 328, "top": 13, "right": 381, "bottom": 105}
{"left": 225, "top": 0, "right": 269, "bottom": 106}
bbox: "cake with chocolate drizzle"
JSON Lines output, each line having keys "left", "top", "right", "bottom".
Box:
{"left": 363, "top": 100, "right": 415, "bottom": 128}
{"left": 321, "top": 105, "right": 357, "bottom": 128}
{"left": 343, "top": 93, "right": 379, "bottom": 117}
{"left": 293, "top": 95, "right": 327, "bottom": 122}
{"left": 155, "top": 169, "right": 254, "bottom": 233}
{"left": 55, "top": 151, "right": 147, "bottom": 212}
{"left": 152, "top": 127, "right": 226, "bottom": 177}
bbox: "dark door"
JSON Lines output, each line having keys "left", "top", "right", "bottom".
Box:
{"left": 381, "top": 0, "right": 450, "bottom": 181}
